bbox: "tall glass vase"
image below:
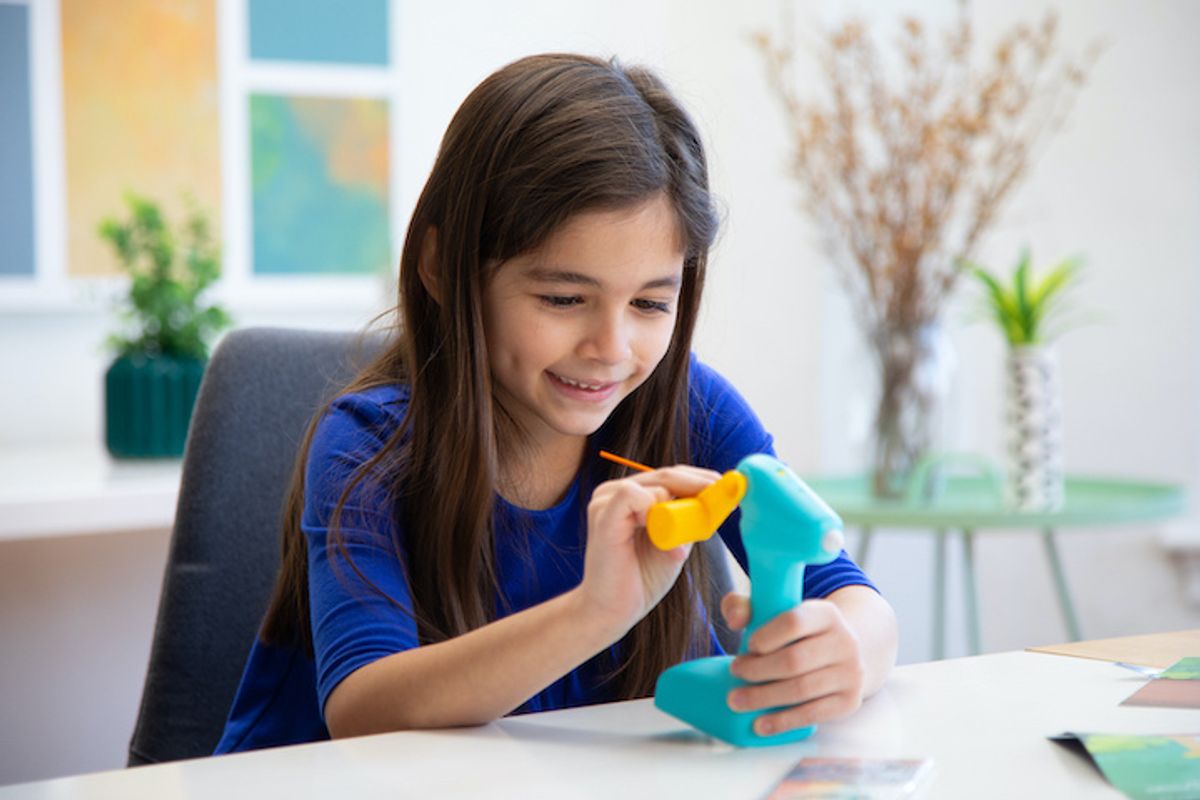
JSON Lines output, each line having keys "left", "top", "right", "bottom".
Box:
{"left": 869, "top": 320, "right": 953, "bottom": 498}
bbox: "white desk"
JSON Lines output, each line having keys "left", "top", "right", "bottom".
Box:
{"left": 1, "top": 650, "right": 1189, "bottom": 798}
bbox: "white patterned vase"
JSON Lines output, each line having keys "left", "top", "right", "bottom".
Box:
{"left": 1005, "top": 345, "right": 1064, "bottom": 511}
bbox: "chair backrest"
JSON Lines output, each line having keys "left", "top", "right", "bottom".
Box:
{"left": 128, "top": 327, "right": 381, "bottom": 765}
{"left": 127, "top": 326, "right": 737, "bottom": 765}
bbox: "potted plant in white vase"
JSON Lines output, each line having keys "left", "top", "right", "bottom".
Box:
{"left": 99, "top": 193, "right": 231, "bottom": 458}
{"left": 968, "top": 249, "right": 1082, "bottom": 510}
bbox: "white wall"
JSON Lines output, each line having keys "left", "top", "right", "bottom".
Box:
{"left": 2, "top": 0, "right": 1198, "bottom": 784}
{"left": 803, "top": 0, "right": 1200, "bottom": 660}
{"left": 0, "top": 529, "right": 170, "bottom": 783}
{"left": 660, "top": 0, "right": 1200, "bottom": 660}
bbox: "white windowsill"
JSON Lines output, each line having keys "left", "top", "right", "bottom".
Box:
{"left": 0, "top": 442, "right": 180, "bottom": 542}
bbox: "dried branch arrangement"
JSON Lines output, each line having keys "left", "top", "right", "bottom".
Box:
{"left": 754, "top": 8, "right": 1100, "bottom": 337}
{"left": 754, "top": 7, "right": 1100, "bottom": 494}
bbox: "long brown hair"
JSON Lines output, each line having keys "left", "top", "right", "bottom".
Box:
{"left": 261, "top": 54, "right": 720, "bottom": 699}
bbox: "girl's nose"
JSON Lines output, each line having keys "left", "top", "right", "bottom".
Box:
{"left": 581, "top": 310, "right": 633, "bottom": 364}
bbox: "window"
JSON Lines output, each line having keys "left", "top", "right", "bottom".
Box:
{"left": 1, "top": 0, "right": 399, "bottom": 312}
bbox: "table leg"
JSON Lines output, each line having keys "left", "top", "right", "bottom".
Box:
{"left": 962, "top": 529, "right": 981, "bottom": 655}
{"left": 857, "top": 527, "right": 873, "bottom": 569}
{"left": 1042, "top": 528, "right": 1083, "bottom": 642}
{"left": 933, "top": 530, "right": 946, "bottom": 661}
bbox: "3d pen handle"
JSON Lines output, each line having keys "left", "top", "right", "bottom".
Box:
{"left": 646, "top": 471, "right": 747, "bottom": 550}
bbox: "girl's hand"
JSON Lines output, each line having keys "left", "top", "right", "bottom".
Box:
{"left": 579, "top": 466, "right": 721, "bottom": 634}
{"left": 721, "top": 593, "right": 867, "bottom": 736}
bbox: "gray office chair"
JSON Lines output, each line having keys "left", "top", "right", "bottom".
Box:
{"left": 127, "top": 327, "right": 382, "bottom": 765}
{"left": 127, "top": 326, "right": 737, "bottom": 765}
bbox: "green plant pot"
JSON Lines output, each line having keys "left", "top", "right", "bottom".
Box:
{"left": 105, "top": 354, "right": 206, "bottom": 458}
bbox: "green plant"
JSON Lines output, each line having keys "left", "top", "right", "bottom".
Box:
{"left": 99, "top": 193, "right": 231, "bottom": 360}
{"left": 966, "top": 249, "right": 1082, "bottom": 346}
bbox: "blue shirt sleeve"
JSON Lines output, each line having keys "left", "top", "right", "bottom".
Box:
{"left": 303, "top": 388, "right": 418, "bottom": 716}
{"left": 688, "top": 355, "right": 877, "bottom": 598}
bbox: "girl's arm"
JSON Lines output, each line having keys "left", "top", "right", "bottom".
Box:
{"left": 718, "top": 585, "right": 898, "bottom": 737}
{"left": 324, "top": 584, "right": 621, "bottom": 735}
{"left": 323, "top": 465, "right": 720, "bottom": 738}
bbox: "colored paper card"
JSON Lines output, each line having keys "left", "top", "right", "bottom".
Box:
{"left": 1028, "top": 630, "right": 1200, "bottom": 669}
{"left": 61, "top": 0, "right": 220, "bottom": 278}
{"left": 1122, "top": 680, "right": 1200, "bottom": 709}
{"left": 1051, "top": 732, "right": 1200, "bottom": 800}
{"left": 249, "top": 93, "right": 391, "bottom": 276}
{"left": 1160, "top": 657, "right": 1200, "bottom": 680}
{"left": 0, "top": 4, "right": 35, "bottom": 276}
{"left": 764, "top": 757, "right": 935, "bottom": 799}
{"left": 1123, "top": 657, "right": 1200, "bottom": 709}
{"left": 248, "top": 0, "right": 389, "bottom": 65}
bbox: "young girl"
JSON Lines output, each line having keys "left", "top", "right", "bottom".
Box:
{"left": 215, "top": 53, "right": 897, "bottom": 753}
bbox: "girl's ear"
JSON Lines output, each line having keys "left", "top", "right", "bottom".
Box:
{"left": 417, "top": 226, "right": 441, "bottom": 305}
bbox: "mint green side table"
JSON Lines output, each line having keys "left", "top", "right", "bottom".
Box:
{"left": 804, "top": 464, "right": 1185, "bottom": 659}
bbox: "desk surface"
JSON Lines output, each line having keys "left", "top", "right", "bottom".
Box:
{"left": 2, "top": 649, "right": 1189, "bottom": 799}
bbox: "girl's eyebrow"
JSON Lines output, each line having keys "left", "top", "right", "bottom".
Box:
{"left": 525, "top": 267, "right": 681, "bottom": 291}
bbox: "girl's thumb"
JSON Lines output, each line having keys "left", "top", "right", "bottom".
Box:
{"left": 720, "top": 591, "right": 750, "bottom": 630}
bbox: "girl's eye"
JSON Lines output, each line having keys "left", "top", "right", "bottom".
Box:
{"left": 632, "top": 299, "right": 672, "bottom": 314}
{"left": 538, "top": 295, "right": 582, "bottom": 308}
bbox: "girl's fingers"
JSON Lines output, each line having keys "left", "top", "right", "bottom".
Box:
{"left": 641, "top": 485, "right": 672, "bottom": 520}
{"left": 592, "top": 465, "right": 722, "bottom": 518}
{"left": 627, "top": 465, "right": 723, "bottom": 498}
{"left": 730, "top": 631, "right": 843, "bottom": 683}
{"left": 668, "top": 464, "right": 724, "bottom": 482}
{"left": 720, "top": 592, "right": 750, "bottom": 631}
{"left": 629, "top": 464, "right": 722, "bottom": 482}
{"left": 728, "top": 661, "right": 861, "bottom": 712}
{"left": 592, "top": 481, "right": 669, "bottom": 526}
{"left": 751, "top": 690, "right": 863, "bottom": 736}
{"left": 744, "top": 600, "right": 836, "bottom": 656}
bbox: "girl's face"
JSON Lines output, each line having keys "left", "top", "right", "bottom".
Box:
{"left": 483, "top": 193, "right": 685, "bottom": 457}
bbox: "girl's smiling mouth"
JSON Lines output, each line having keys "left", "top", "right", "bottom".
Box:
{"left": 547, "top": 370, "right": 621, "bottom": 400}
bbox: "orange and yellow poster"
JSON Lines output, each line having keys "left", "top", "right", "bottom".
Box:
{"left": 61, "top": 0, "right": 220, "bottom": 277}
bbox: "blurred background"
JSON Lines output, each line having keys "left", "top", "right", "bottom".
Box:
{"left": 1, "top": 0, "right": 1197, "bottom": 784}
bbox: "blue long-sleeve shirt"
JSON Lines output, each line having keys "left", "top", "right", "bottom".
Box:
{"left": 215, "top": 355, "right": 876, "bottom": 754}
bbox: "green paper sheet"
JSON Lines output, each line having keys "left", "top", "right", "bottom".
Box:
{"left": 1160, "top": 657, "right": 1200, "bottom": 680}
{"left": 1051, "top": 732, "right": 1200, "bottom": 800}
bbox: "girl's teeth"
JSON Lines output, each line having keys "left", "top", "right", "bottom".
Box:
{"left": 555, "top": 374, "right": 602, "bottom": 390}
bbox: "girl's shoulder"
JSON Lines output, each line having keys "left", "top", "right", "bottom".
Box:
{"left": 314, "top": 383, "right": 410, "bottom": 449}
{"left": 687, "top": 353, "right": 775, "bottom": 468}
{"left": 305, "top": 384, "right": 411, "bottom": 495}
{"left": 334, "top": 383, "right": 411, "bottom": 413}
{"left": 687, "top": 353, "right": 753, "bottom": 419}
{"left": 330, "top": 383, "right": 410, "bottom": 414}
